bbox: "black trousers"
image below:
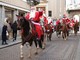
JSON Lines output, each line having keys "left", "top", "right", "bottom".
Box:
{"left": 13, "top": 31, "right": 17, "bottom": 40}
{"left": 2, "top": 35, "right": 7, "bottom": 44}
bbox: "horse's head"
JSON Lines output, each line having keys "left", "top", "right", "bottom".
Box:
{"left": 17, "top": 16, "right": 30, "bottom": 36}
{"left": 56, "top": 23, "right": 62, "bottom": 31}
{"left": 45, "top": 24, "right": 52, "bottom": 34}
{"left": 61, "top": 23, "right": 68, "bottom": 32}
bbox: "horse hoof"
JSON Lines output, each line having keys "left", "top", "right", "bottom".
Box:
{"left": 42, "top": 47, "right": 45, "bottom": 50}
{"left": 20, "top": 56, "right": 24, "bottom": 59}
{"left": 64, "top": 38, "right": 67, "bottom": 40}
{"left": 35, "top": 52, "right": 38, "bottom": 55}
{"left": 28, "top": 55, "right": 31, "bottom": 58}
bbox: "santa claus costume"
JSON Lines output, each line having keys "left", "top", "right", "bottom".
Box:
{"left": 25, "top": 8, "right": 44, "bottom": 49}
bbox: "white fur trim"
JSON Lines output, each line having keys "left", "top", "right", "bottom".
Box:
{"left": 32, "top": 21, "right": 40, "bottom": 25}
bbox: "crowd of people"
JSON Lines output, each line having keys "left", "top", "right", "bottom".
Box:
{"left": 1, "top": 18, "right": 18, "bottom": 45}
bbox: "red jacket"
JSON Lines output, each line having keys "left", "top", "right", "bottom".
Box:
{"left": 62, "top": 18, "right": 67, "bottom": 24}
{"left": 56, "top": 19, "right": 60, "bottom": 25}
{"left": 25, "top": 11, "right": 43, "bottom": 22}
{"left": 66, "top": 18, "right": 70, "bottom": 24}
{"left": 25, "top": 11, "right": 43, "bottom": 39}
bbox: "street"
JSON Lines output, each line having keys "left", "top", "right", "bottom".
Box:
{"left": 0, "top": 32, "right": 80, "bottom": 60}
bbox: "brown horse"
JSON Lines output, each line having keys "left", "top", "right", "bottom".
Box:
{"left": 17, "top": 16, "right": 41, "bottom": 58}
{"left": 73, "top": 22, "right": 79, "bottom": 35}
{"left": 62, "top": 23, "right": 69, "bottom": 40}
{"left": 45, "top": 24, "right": 53, "bottom": 41}
{"left": 55, "top": 23, "right": 62, "bottom": 37}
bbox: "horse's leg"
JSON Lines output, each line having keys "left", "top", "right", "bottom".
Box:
{"left": 20, "top": 44, "right": 24, "bottom": 58}
{"left": 56, "top": 31, "right": 58, "bottom": 37}
{"left": 28, "top": 46, "right": 32, "bottom": 58}
{"left": 33, "top": 37, "right": 38, "bottom": 55}
{"left": 42, "top": 33, "right": 47, "bottom": 49}
{"left": 41, "top": 35, "right": 46, "bottom": 49}
{"left": 38, "top": 39, "right": 42, "bottom": 49}
{"left": 75, "top": 30, "right": 77, "bottom": 36}
{"left": 64, "top": 32, "right": 67, "bottom": 40}
{"left": 67, "top": 30, "right": 69, "bottom": 36}
{"left": 62, "top": 32, "right": 64, "bottom": 39}
{"left": 49, "top": 33, "right": 52, "bottom": 41}
{"left": 65, "top": 33, "right": 67, "bottom": 40}
{"left": 28, "top": 40, "right": 33, "bottom": 58}
{"left": 47, "top": 34, "right": 49, "bottom": 41}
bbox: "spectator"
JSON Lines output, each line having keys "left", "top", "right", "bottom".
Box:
{"left": 11, "top": 21, "right": 17, "bottom": 41}
{"left": 2, "top": 22, "right": 8, "bottom": 45}
{"left": 6, "top": 19, "right": 12, "bottom": 40}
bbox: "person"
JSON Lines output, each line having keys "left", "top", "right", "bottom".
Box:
{"left": 56, "top": 19, "right": 60, "bottom": 26}
{"left": 2, "top": 23, "right": 8, "bottom": 45}
{"left": 11, "top": 21, "right": 17, "bottom": 41}
{"left": 47, "top": 17, "right": 54, "bottom": 32}
{"left": 62, "top": 14, "right": 70, "bottom": 36}
{"left": 6, "top": 19, "right": 12, "bottom": 40}
{"left": 70, "top": 18, "right": 75, "bottom": 28}
{"left": 25, "top": 7, "right": 43, "bottom": 49}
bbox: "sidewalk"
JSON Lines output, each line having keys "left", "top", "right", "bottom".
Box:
{"left": 0, "top": 37, "right": 21, "bottom": 49}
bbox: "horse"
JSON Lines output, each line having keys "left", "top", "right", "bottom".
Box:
{"left": 73, "top": 22, "right": 79, "bottom": 35}
{"left": 55, "top": 23, "right": 62, "bottom": 37}
{"left": 17, "top": 16, "right": 40, "bottom": 58}
{"left": 45, "top": 24, "right": 53, "bottom": 41}
{"left": 61, "top": 23, "right": 68, "bottom": 40}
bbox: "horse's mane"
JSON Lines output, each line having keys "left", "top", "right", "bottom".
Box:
{"left": 19, "top": 17, "right": 30, "bottom": 36}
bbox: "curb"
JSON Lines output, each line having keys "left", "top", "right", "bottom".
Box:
{"left": 0, "top": 40, "right": 21, "bottom": 49}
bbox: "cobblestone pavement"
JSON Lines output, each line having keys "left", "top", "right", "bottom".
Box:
{"left": 0, "top": 33, "right": 80, "bottom": 60}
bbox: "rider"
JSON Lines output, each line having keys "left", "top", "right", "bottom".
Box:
{"left": 62, "top": 14, "right": 71, "bottom": 26}
{"left": 56, "top": 19, "right": 60, "bottom": 26}
{"left": 62, "top": 14, "right": 70, "bottom": 36}
{"left": 47, "top": 17, "right": 54, "bottom": 33}
{"left": 73, "top": 16, "right": 79, "bottom": 31}
{"left": 70, "top": 18, "right": 75, "bottom": 28}
{"left": 39, "top": 11, "right": 48, "bottom": 31}
{"left": 25, "top": 7, "right": 44, "bottom": 49}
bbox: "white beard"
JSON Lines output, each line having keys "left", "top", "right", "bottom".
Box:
{"left": 30, "top": 10, "right": 36, "bottom": 19}
{"left": 47, "top": 17, "right": 52, "bottom": 24}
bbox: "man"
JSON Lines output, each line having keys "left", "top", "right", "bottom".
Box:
{"left": 56, "top": 19, "right": 60, "bottom": 26}
{"left": 11, "top": 21, "right": 17, "bottom": 41}
{"left": 62, "top": 14, "right": 71, "bottom": 36}
{"left": 47, "top": 17, "right": 54, "bottom": 31}
{"left": 2, "top": 21, "right": 8, "bottom": 45}
{"left": 25, "top": 7, "right": 43, "bottom": 49}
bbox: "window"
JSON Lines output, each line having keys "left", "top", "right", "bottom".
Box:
{"left": 48, "top": 11, "right": 52, "bottom": 17}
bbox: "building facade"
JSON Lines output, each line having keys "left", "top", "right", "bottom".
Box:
{"left": 35, "top": 0, "right": 67, "bottom": 19}
{"left": 66, "top": 0, "right": 80, "bottom": 19}
{"left": 0, "top": 0, "right": 30, "bottom": 39}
